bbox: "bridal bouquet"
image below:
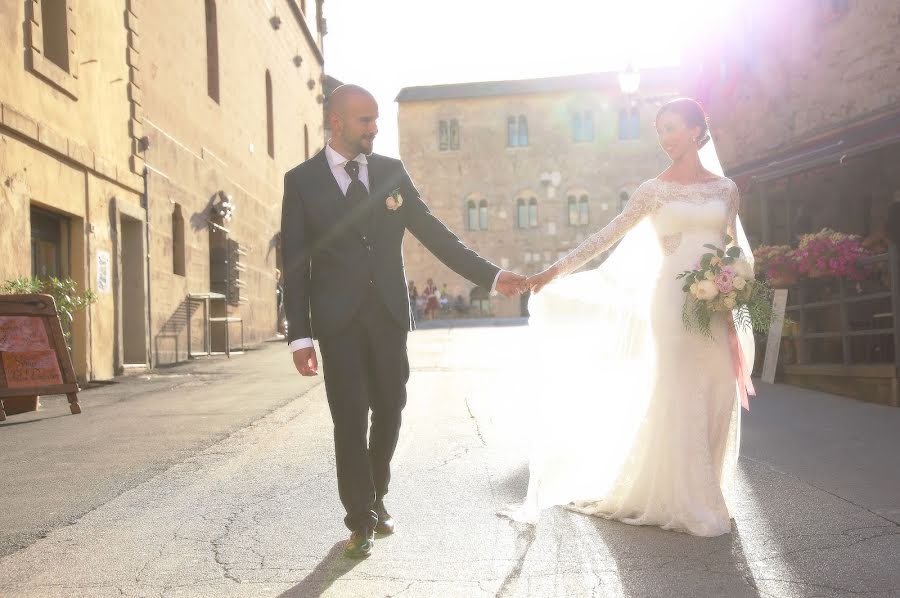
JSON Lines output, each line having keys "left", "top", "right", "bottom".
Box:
{"left": 676, "top": 236, "right": 773, "bottom": 336}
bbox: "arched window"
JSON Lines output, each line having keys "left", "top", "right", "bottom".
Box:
{"left": 265, "top": 70, "right": 275, "bottom": 158}
{"left": 507, "top": 117, "right": 517, "bottom": 147}
{"left": 572, "top": 113, "right": 582, "bottom": 142}
{"left": 516, "top": 198, "right": 528, "bottom": 228}
{"left": 205, "top": 0, "right": 220, "bottom": 102}
{"left": 466, "top": 200, "right": 478, "bottom": 231}
{"left": 518, "top": 115, "right": 529, "bottom": 146}
{"left": 528, "top": 197, "right": 538, "bottom": 228}
{"left": 439, "top": 120, "right": 449, "bottom": 151}
{"left": 567, "top": 195, "right": 578, "bottom": 226}
{"left": 449, "top": 119, "right": 460, "bottom": 150}
{"left": 578, "top": 195, "right": 590, "bottom": 225}
{"left": 478, "top": 199, "right": 488, "bottom": 230}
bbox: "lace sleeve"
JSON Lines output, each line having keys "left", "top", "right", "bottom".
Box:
{"left": 554, "top": 182, "right": 656, "bottom": 277}
{"left": 726, "top": 180, "right": 740, "bottom": 243}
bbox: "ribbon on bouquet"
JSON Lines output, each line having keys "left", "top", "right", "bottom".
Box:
{"left": 727, "top": 318, "right": 756, "bottom": 411}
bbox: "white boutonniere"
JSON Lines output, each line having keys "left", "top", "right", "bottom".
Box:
{"left": 386, "top": 188, "right": 403, "bottom": 211}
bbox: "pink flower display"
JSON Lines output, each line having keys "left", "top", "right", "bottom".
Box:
{"left": 794, "top": 229, "right": 870, "bottom": 280}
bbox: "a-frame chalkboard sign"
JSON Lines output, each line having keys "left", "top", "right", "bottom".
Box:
{"left": 0, "top": 294, "right": 81, "bottom": 421}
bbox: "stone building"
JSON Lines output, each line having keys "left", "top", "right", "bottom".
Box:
{"left": 681, "top": 0, "right": 900, "bottom": 404}
{"left": 396, "top": 69, "right": 679, "bottom": 317}
{"left": 1, "top": 0, "right": 326, "bottom": 381}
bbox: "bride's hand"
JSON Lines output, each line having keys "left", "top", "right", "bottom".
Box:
{"left": 527, "top": 266, "right": 559, "bottom": 294}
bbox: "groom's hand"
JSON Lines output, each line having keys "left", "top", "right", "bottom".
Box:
{"left": 495, "top": 271, "right": 528, "bottom": 298}
{"left": 292, "top": 347, "right": 319, "bottom": 376}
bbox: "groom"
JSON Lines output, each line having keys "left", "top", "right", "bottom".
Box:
{"left": 281, "top": 84, "right": 526, "bottom": 558}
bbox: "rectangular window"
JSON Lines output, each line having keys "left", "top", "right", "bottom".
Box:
{"left": 41, "top": 0, "right": 70, "bottom": 71}
{"left": 27, "top": 0, "right": 78, "bottom": 98}
{"left": 30, "top": 207, "right": 68, "bottom": 280}
{"left": 206, "top": 0, "right": 220, "bottom": 103}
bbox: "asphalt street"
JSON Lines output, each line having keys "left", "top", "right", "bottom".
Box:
{"left": 1, "top": 326, "right": 898, "bottom": 597}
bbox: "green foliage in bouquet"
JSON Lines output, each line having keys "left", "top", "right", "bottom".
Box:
{"left": 676, "top": 236, "right": 774, "bottom": 338}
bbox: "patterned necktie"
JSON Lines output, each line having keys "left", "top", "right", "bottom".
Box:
{"left": 343, "top": 159, "right": 370, "bottom": 237}
{"left": 343, "top": 160, "right": 368, "bottom": 207}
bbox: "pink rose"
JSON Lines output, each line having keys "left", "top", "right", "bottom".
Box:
{"left": 715, "top": 270, "right": 734, "bottom": 294}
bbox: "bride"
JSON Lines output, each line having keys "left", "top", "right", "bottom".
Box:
{"left": 500, "top": 98, "right": 755, "bottom": 537}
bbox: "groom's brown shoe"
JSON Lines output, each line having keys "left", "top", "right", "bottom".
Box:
{"left": 343, "top": 527, "right": 374, "bottom": 559}
{"left": 374, "top": 500, "right": 395, "bottom": 536}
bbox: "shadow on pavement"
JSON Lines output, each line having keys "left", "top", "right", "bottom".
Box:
{"left": 590, "top": 515, "right": 761, "bottom": 597}
{"left": 278, "top": 540, "right": 363, "bottom": 597}
{"left": 495, "top": 525, "right": 537, "bottom": 598}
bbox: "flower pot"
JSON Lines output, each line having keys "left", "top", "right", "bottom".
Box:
{"left": 768, "top": 270, "right": 798, "bottom": 288}
{"left": 1, "top": 395, "right": 39, "bottom": 416}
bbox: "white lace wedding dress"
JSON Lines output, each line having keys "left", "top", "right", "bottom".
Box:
{"left": 501, "top": 177, "right": 753, "bottom": 538}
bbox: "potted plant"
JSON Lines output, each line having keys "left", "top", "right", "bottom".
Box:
{"left": 1, "top": 276, "right": 96, "bottom": 415}
{"left": 793, "top": 228, "right": 871, "bottom": 281}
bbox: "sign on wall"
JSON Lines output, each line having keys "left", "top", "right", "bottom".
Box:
{"left": 96, "top": 250, "right": 110, "bottom": 293}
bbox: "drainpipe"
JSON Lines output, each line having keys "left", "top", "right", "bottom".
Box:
{"left": 143, "top": 165, "right": 153, "bottom": 369}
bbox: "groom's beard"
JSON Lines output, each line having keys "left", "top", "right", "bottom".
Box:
{"left": 357, "top": 136, "right": 375, "bottom": 155}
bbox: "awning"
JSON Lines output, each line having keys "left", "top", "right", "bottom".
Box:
{"left": 728, "top": 109, "right": 900, "bottom": 186}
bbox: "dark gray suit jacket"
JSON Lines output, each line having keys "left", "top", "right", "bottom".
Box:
{"left": 281, "top": 150, "right": 500, "bottom": 342}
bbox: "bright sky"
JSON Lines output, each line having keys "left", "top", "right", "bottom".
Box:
{"left": 323, "top": 0, "right": 736, "bottom": 157}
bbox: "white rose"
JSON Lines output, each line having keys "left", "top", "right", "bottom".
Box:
{"left": 710, "top": 256, "right": 722, "bottom": 267}
{"left": 704, "top": 271, "right": 716, "bottom": 281}
{"left": 695, "top": 280, "right": 719, "bottom": 301}
{"left": 690, "top": 282, "right": 700, "bottom": 297}
{"left": 733, "top": 259, "right": 754, "bottom": 280}
{"left": 723, "top": 296, "right": 736, "bottom": 309}
{"left": 733, "top": 276, "right": 747, "bottom": 290}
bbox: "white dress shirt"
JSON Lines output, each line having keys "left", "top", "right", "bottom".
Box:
{"left": 290, "top": 143, "right": 501, "bottom": 353}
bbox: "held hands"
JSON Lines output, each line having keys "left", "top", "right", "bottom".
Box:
{"left": 495, "top": 270, "right": 529, "bottom": 298}
{"left": 526, "top": 266, "right": 559, "bottom": 294}
{"left": 292, "top": 346, "right": 319, "bottom": 376}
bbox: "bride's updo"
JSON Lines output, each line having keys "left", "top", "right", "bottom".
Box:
{"left": 656, "top": 98, "right": 710, "bottom": 148}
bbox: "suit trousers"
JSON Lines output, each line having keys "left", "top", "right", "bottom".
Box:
{"left": 318, "top": 284, "right": 410, "bottom": 531}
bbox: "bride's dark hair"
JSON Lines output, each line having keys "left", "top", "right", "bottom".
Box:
{"left": 656, "top": 98, "right": 710, "bottom": 148}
